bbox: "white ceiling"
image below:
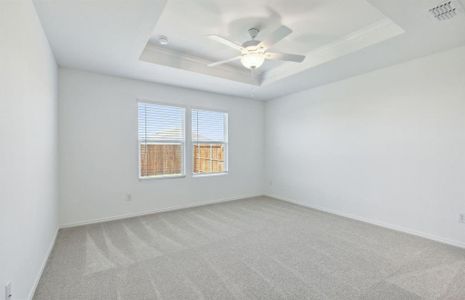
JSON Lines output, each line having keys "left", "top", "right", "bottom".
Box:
{"left": 34, "top": 0, "right": 465, "bottom": 100}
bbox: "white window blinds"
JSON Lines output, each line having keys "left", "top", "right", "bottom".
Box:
{"left": 192, "top": 109, "right": 228, "bottom": 174}
{"left": 138, "top": 102, "right": 185, "bottom": 178}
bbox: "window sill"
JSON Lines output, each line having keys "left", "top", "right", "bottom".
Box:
{"left": 192, "top": 172, "right": 228, "bottom": 178}
{"left": 139, "top": 174, "right": 186, "bottom": 181}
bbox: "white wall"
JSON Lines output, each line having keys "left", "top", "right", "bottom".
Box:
{"left": 0, "top": 1, "right": 58, "bottom": 299}
{"left": 266, "top": 45, "right": 465, "bottom": 247}
{"left": 58, "top": 68, "right": 265, "bottom": 226}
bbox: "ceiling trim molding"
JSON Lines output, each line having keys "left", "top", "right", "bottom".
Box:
{"left": 261, "top": 18, "right": 405, "bottom": 85}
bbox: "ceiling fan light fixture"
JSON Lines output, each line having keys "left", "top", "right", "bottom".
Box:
{"left": 207, "top": 25, "right": 305, "bottom": 70}
{"left": 240, "top": 48, "right": 265, "bottom": 69}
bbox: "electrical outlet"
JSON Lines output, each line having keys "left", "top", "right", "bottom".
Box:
{"left": 459, "top": 214, "right": 465, "bottom": 224}
{"left": 5, "top": 282, "right": 12, "bottom": 299}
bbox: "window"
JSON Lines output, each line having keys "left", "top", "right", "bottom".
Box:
{"left": 192, "top": 109, "right": 228, "bottom": 175}
{"left": 138, "top": 102, "right": 185, "bottom": 178}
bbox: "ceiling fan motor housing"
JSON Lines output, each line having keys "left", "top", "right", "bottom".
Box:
{"left": 242, "top": 40, "right": 261, "bottom": 49}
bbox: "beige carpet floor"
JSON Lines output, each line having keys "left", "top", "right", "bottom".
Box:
{"left": 34, "top": 196, "right": 465, "bottom": 299}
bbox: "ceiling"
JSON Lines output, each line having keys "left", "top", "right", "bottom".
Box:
{"left": 34, "top": 0, "right": 465, "bottom": 100}
{"left": 141, "top": 0, "right": 403, "bottom": 85}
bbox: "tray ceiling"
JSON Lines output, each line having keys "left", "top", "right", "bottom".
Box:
{"left": 141, "top": 0, "right": 404, "bottom": 85}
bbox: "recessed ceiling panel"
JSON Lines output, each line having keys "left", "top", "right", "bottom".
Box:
{"left": 141, "top": 0, "right": 404, "bottom": 83}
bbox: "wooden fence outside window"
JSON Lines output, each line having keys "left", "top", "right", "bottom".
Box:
{"left": 139, "top": 143, "right": 225, "bottom": 177}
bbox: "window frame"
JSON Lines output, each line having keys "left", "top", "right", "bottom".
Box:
{"left": 137, "top": 99, "right": 187, "bottom": 180}
{"left": 191, "top": 107, "right": 229, "bottom": 177}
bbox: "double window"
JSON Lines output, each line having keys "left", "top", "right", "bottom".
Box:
{"left": 138, "top": 102, "right": 228, "bottom": 179}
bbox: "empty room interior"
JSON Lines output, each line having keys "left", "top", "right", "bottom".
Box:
{"left": 2, "top": 0, "right": 465, "bottom": 299}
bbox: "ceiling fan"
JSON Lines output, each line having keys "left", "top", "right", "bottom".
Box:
{"left": 207, "top": 26, "right": 305, "bottom": 70}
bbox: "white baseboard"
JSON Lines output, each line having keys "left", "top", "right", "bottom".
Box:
{"left": 60, "top": 194, "right": 264, "bottom": 229}
{"left": 266, "top": 194, "right": 465, "bottom": 250}
{"left": 28, "top": 226, "right": 59, "bottom": 300}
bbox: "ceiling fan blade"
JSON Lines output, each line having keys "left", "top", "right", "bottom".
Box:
{"left": 265, "top": 52, "right": 305, "bottom": 63}
{"left": 207, "top": 56, "right": 241, "bottom": 67}
{"left": 258, "top": 26, "right": 292, "bottom": 49}
{"left": 207, "top": 35, "right": 243, "bottom": 51}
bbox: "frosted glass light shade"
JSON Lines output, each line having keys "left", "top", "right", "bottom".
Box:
{"left": 241, "top": 52, "right": 265, "bottom": 69}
